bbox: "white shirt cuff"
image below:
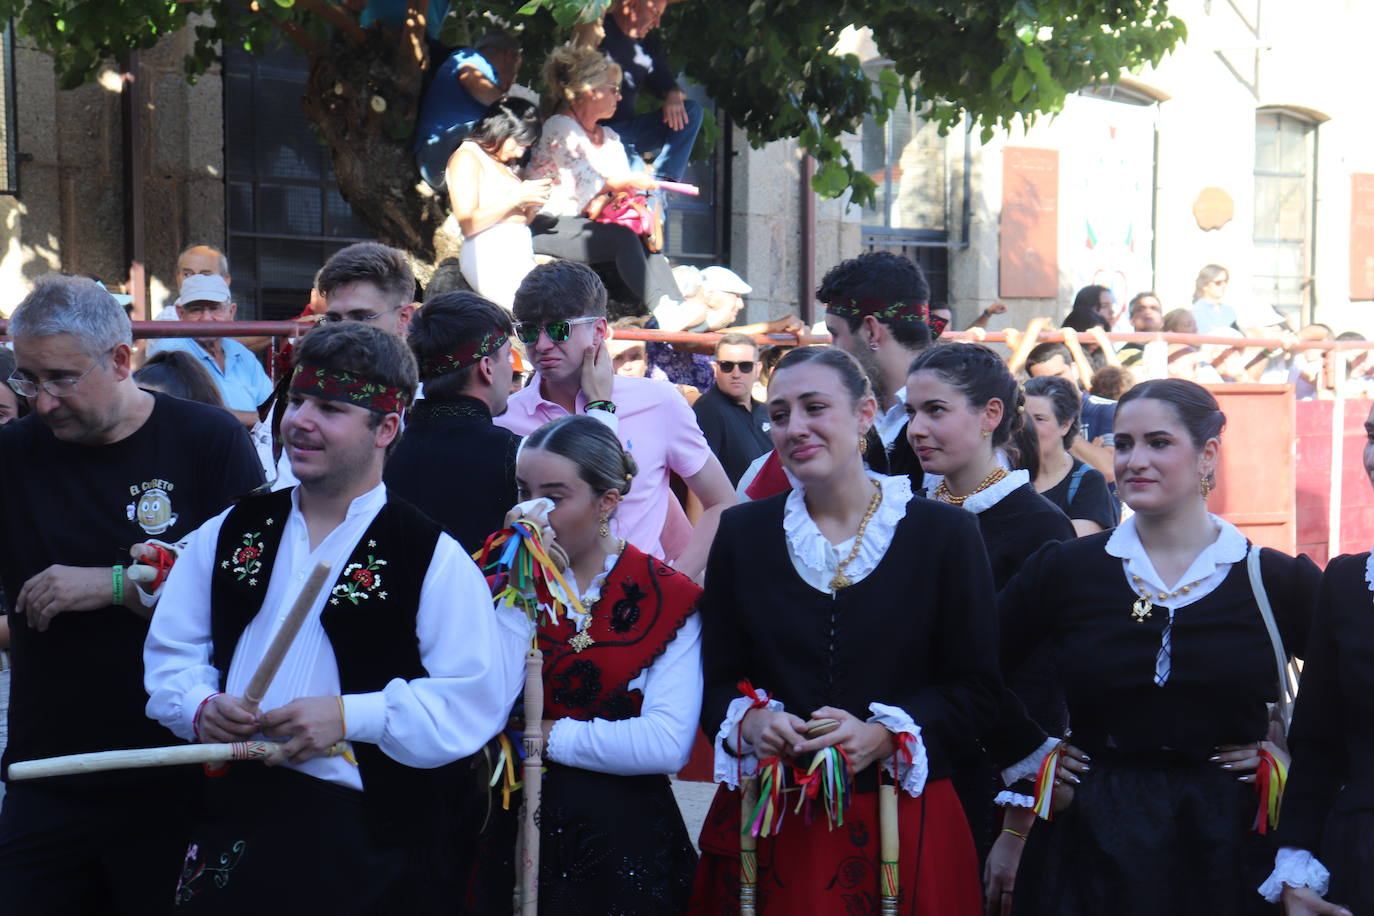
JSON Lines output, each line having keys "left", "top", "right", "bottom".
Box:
{"left": 586, "top": 408, "right": 618, "bottom": 434}
{"left": 713, "top": 693, "right": 782, "bottom": 788}
{"left": 342, "top": 691, "right": 387, "bottom": 744}
{"left": 545, "top": 717, "right": 573, "bottom": 763}
{"left": 1258, "top": 847, "right": 1330, "bottom": 903}
{"left": 867, "top": 702, "right": 929, "bottom": 797}
{"left": 1002, "top": 735, "right": 1060, "bottom": 786}
{"left": 994, "top": 791, "right": 1036, "bottom": 809}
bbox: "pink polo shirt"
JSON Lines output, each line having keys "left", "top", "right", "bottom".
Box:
{"left": 496, "top": 375, "right": 713, "bottom": 558}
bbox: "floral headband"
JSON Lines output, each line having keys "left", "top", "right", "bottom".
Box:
{"left": 825, "top": 297, "right": 930, "bottom": 324}
{"left": 418, "top": 329, "right": 507, "bottom": 381}
{"left": 290, "top": 363, "right": 408, "bottom": 415}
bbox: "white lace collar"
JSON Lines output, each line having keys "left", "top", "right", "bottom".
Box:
{"left": 937, "top": 468, "right": 1030, "bottom": 515}
{"left": 549, "top": 547, "right": 623, "bottom": 631}
{"left": 1364, "top": 551, "right": 1374, "bottom": 599}
{"left": 783, "top": 472, "right": 913, "bottom": 588}
{"left": 1105, "top": 513, "right": 1247, "bottom": 602}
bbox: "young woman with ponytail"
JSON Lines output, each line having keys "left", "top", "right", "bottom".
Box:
{"left": 903, "top": 343, "right": 1077, "bottom": 911}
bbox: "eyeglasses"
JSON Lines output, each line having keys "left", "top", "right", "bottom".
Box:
{"left": 8, "top": 347, "right": 115, "bottom": 398}
{"left": 514, "top": 316, "right": 598, "bottom": 345}
{"left": 717, "top": 361, "right": 755, "bottom": 374}
{"left": 318, "top": 305, "right": 402, "bottom": 324}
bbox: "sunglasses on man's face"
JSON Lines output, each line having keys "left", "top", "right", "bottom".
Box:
{"left": 717, "top": 361, "right": 755, "bottom": 374}
{"left": 514, "top": 316, "right": 598, "bottom": 345}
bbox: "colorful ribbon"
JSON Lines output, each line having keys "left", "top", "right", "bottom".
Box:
{"left": 489, "top": 731, "right": 521, "bottom": 811}
{"left": 792, "top": 746, "right": 852, "bottom": 830}
{"left": 1032, "top": 742, "right": 1063, "bottom": 821}
{"left": 1252, "top": 747, "right": 1288, "bottom": 834}
{"left": 747, "top": 757, "right": 788, "bottom": 838}
{"left": 735, "top": 680, "right": 772, "bottom": 785}
{"left": 475, "top": 520, "right": 585, "bottom": 645}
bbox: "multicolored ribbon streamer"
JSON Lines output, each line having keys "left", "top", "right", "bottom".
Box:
{"left": 475, "top": 521, "right": 585, "bottom": 644}
{"left": 1032, "top": 742, "right": 1064, "bottom": 821}
{"left": 488, "top": 731, "right": 521, "bottom": 811}
{"left": 747, "top": 757, "right": 788, "bottom": 838}
{"left": 1252, "top": 747, "right": 1288, "bottom": 834}
{"left": 793, "top": 746, "right": 852, "bottom": 829}
{"left": 735, "top": 680, "right": 772, "bottom": 785}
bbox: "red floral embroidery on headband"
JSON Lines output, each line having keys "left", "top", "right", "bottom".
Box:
{"left": 825, "top": 297, "right": 930, "bottom": 324}
{"left": 418, "top": 329, "right": 507, "bottom": 380}
{"left": 290, "top": 363, "right": 407, "bottom": 415}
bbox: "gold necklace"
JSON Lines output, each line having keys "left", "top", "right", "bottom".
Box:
{"left": 567, "top": 540, "right": 626, "bottom": 652}
{"left": 933, "top": 467, "right": 1008, "bottom": 507}
{"left": 828, "top": 481, "right": 884, "bottom": 592}
{"left": 1129, "top": 573, "right": 1208, "bottom": 623}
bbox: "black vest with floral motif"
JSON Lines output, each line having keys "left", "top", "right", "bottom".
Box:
{"left": 209, "top": 487, "right": 457, "bottom": 845}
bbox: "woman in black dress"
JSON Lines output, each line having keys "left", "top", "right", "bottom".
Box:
{"left": 904, "top": 343, "right": 1074, "bottom": 911}
{"left": 690, "top": 346, "right": 999, "bottom": 915}
{"left": 1024, "top": 375, "right": 1118, "bottom": 535}
{"left": 999, "top": 379, "right": 1319, "bottom": 916}
{"left": 1256, "top": 403, "right": 1374, "bottom": 916}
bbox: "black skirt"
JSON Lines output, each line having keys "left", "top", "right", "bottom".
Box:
{"left": 1033, "top": 751, "right": 1276, "bottom": 915}
{"left": 468, "top": 762, "right": 697, "bottom": 916}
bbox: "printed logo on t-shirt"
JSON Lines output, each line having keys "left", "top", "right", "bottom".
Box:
{"left": 127, "top": 479, "right": 179, "bottom": 535}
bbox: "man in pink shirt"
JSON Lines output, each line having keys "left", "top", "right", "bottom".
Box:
{"left": 497, "top": 262, "right": 735, "bottom": 578}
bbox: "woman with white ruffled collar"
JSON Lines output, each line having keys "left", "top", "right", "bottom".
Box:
{"left": 997, "top": 379, "right": 1318, "bottom": 916}
{"left": 1258, "top": 403, "right": 1374, "bottom": 915}
{"left": 689, "top": 346, "right": 1000, "bottom": 914}
{"left": 904, "top": 343, "right": 1077, "bottom": 911}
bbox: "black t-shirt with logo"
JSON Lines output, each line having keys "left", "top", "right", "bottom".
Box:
{"left": 0, "top": 391, "right": 264, "bottom": 788}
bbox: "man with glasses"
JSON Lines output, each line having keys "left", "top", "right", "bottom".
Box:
{"left": 691, "top": 333, "right": 771, "bottom": 487}
{"left": 497, "top": 261, "right": 735, "bottom": 580}
{"left": 0, "top": 276, "right": 263, "bottom": 915}
{"left": 146, "top": 274, "right": 274, "bottom": 430}
{"left": 316, "top": 242, "right": 417, "bottom": 336}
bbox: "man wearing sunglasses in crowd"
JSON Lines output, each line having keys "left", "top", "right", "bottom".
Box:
{"left": 0, "top": 276, "right": 263, "bottom": 915}
{"left": 691, "top": 333, "right": 772, "bottom": 487}
{"left": 497, "top": 260, "right": 736, "bottom": 580}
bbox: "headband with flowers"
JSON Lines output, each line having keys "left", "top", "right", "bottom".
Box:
{"left": 290, "top": 363, "right": 408, "bottom": 415}
{"left": 418, "top": 329, "right": 507, "bottom": 381}
{"left": 824, "top": 297, "right": 930, "bottom": 325}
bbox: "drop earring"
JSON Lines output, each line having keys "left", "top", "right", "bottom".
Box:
{"left": 598, "top": 516, "right": 610, "bottom": 538}
{"left": 1200, "top": 474, "right": 1213, "bottom": 498}
{"left": 858, "top": 435, "right": 868, "bottom": 455}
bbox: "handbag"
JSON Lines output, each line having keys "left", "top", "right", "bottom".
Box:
{"left": 1246, "top": 544, "right": 1299, "bottom": 732}
{"left": 590, "top": 191, "right": 664, "bottom": 253}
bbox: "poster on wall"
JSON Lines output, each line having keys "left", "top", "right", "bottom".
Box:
{"left": 1000, "top": 147, "right": 1060, "bottom": 299}
{"left": 1059, "top": 95, "right": 1157, "bottom": 328}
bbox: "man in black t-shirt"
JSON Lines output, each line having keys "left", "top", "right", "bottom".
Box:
{"left": 692, "top": 333, "right": 772, "bottom": 487}
{"left": 0, "top": 276, "right": 263, "bottom": 915}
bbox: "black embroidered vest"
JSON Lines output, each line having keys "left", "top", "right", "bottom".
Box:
{"left": 209, "top": 487, "right": 456, "bottom": 845}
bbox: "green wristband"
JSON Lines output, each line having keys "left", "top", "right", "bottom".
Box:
{"left": 585, "top": 400, "right": 617, "bottom": 414}
{"left": 112, "top": 565, "right": 124, "bottom": 606}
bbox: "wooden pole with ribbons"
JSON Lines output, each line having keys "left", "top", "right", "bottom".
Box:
{"left": 520, "top": 649, "right": 544, "bottom": 916}
{"left": 878, "top": 782, "right": 900, "bottom": 914}
{"left": 739, "top": 775, "right": 760, "bottom": 916}
{"left": 9, "top": 741, "right": 277, "bottom": 780}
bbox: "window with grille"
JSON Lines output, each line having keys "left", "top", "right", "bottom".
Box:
{"left": 1253, "top": 110, "right": 1316, "bottom": 322}
{"left": 0, "top": 23, "right": 17, "bottom": 196}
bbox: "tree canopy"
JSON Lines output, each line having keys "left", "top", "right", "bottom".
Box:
{"left": 0, "top": 0, "right": 1184, "bottom": 252}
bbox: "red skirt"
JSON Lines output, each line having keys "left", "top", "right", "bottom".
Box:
{"left": 687, "top": 777, "right": 981, "bottom": 916}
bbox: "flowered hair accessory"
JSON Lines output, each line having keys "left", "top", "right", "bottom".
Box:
{"left": 418, "top": 329, "right": 508, "bottom": 381}
{"left": 291, "top": 363, "right": 408, "bottom": 415}
{"left": 825, "top": 297, "right": 930, "bottom": 324}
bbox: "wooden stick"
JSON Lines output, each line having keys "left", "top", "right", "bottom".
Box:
{"left": 9, "top": 741, "right": 275, "bottom": 780}
{"left": 242, "top": 561, "right": 333, "bottom": 714}
{"left": 878, "top": 782, "right": 900, "bottom": 914}
{"left": 739, "top": 776, "right": 759, "bottom": 916}
{"left": 519, "top": 649, "right": 544, "bottom": 916}
{"left": 803, "top": 718, "right": 839, "bottom": 739}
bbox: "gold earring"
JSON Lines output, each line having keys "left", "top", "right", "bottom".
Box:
{"left": 598, "top": 516, "right": 610, "bottom": 538}
{"left": 1200, "top": 474, "right": 1213, "bottom": 498}
{"left": 858, "top": 435, "right": 868, "bottom": 455}
{"left": 981, "top": 428, "right": 991, "bottom": 438}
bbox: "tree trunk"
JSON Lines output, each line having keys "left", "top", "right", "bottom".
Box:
{"left": 300, "top": 28, "right": 445, "bottom": 262}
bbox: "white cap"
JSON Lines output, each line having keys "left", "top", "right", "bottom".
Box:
{"left": 176, "top": 274, "right": 231, "bottom": 307}
{"left": 701, "top": 265, "right": 751, "bottom": 295}
{"left": 671, "top": 265, "right": 703, "bottom": 299}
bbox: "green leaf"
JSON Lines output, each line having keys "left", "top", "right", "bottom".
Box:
{"left": 1011, "top": 68, "right": 1031, "bottom": 102}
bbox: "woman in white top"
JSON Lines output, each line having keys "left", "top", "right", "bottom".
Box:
{"left": 468, "top": 415, "right": 702, "bottom": 914}
{"left": 447, "top": 98, "right": 552, "bottom": 310}
{"left": 527, "top": 44, "right": 682, "bottom": 311}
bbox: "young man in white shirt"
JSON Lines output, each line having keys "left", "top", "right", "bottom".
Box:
{"left": 145, "top": 321, "right": 525, "bottom": 914}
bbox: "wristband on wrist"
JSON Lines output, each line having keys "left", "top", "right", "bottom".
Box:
{"left": 112, "top": 565, "right": 124, "bottom": 606}
{"left": 1002, "top": 827, "right": 1028, "bottom": 841}
{"left": 337, "top": 695, "right": 347, "bottom": 740}
{"left": 193, "top": 692, "right": 223, "bottom": 743}
{"left": 586, "top": 399, "right": 617, "bottom": 414}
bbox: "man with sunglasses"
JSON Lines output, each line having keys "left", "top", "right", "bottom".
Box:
{"left": 497, "top": 261, "right": 735, "bottom": 579}
{"left": 0, "top": 276, "right": 263, "bottom": 915}
{"left": 692, "top": 333, "right": 771, "bottom": 487}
